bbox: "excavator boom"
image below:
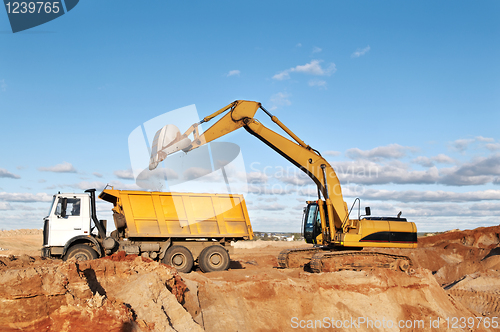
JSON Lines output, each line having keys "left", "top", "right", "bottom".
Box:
{"left": 149, "top": 100, "right": 349, "bottom": 242}
{"left": 149, "top": 100, "right": 417, "bottom": 273}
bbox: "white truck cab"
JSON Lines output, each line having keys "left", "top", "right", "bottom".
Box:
{"left": 42, "top": 189, "right": 107, "bottom": 260}
{"left": 45, "top": 193, "right": 91, "bottom": 246}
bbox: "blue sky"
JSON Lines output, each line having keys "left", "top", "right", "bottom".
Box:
{"left": 0, "top": 1, "right": 499, "bottom": 232}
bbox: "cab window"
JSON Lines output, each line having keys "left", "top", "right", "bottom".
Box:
{"left": 303, "top": 204, "right": 318, "bottom": 243}
{"left": 55, "top": 198, "right": 81, "bottom": 216}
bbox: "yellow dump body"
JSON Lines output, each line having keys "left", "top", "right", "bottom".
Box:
{"left": 99, "top": 189, "right": 254, "bottom": 239}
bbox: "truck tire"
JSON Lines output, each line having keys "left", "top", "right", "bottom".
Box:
{"left": 163, "top": 246, "right": 194, "bottom": 273}
{"left": 198, "top": 245, "right": 230, "bottom": 272}
{"left": 64, "top": 244, "right": 98, "bottom": 261}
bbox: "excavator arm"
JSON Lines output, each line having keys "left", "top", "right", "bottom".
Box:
{"left": 149, "top": 100, "right": 350, "bottom": 242}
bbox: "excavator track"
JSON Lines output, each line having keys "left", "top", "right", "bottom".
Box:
{"left": 278, "top": 247, "right": 324, "bottom": 268}
{"left": 309, "top": 251, "right": 413, "bottom": 273}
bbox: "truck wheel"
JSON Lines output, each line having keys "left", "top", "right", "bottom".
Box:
{"left": 64, "top": 244, "right": 98, "bottom": 261}
{"left": 163, "top": 246, "right": 194, "bottom": 273}
{"left": 198, "top": 245, "right": 230, "bottom": 272}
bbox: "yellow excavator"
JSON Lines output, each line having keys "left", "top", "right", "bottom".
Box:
{"left": 149, "top": 100, "right": 417, "bottom": 273}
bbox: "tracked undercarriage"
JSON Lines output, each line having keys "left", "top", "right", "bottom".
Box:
{"left": 278, "top": 248, "right": 413, "bottom": 273}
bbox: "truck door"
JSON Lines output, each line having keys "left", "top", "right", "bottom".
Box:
{"left": 49, "top": 197, "right": 86, "bottom": 246}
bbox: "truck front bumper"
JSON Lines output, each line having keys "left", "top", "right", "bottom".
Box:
{"left": 41, "top": 247, "right": 51, "bottom": 258}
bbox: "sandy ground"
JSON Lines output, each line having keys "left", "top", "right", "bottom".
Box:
{"left": 1, "top": 226, "right": 500, "bottom": 331}
{"left": 0, "top": 229, "right": 42, "bottom": 257}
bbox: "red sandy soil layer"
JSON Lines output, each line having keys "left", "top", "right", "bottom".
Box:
{"left": 1, "top": 226, "right": 499, "bottom": 331}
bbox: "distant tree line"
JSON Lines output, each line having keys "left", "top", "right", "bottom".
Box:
{"left": 252, "top": 232, "right": 303, "bottom": 241}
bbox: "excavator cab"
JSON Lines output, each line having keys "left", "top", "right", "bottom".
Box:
{"left": 303, "top": 203, "right": 322, "bottom": 244}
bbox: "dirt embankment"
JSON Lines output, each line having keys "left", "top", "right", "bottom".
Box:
{"left": 414, "top": 226, "right": 500, "bottom": 318}
{"left": 1, "top": 226, "right": 499, "bottom": 331}
{"left": 0, "top": 253, "right": 202, "bottom": 332}
{"left": 188, "top": 267, "right": 480, "bottom": 332}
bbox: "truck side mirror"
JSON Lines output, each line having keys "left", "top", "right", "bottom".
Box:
{"left": 365, "top": 207, "right": 371, "bottom": 216}
{"left": 61, "top": 198, "right": 68, "bottom": 218}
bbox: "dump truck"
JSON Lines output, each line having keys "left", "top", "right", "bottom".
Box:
{"left": 149, "top": 100, "right": 418, "bottom": 273}
{"left": 42, "top": 188, "right": 253, "bottom": 272}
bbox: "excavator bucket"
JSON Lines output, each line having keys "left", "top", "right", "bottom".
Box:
{"left": 149, "top": 124, "right": 192, "bottom": 170}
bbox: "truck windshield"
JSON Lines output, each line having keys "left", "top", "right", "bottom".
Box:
{"left": 46, "top": 196, "right": 56, "bottom": 217}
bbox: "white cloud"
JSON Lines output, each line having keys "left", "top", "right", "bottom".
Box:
{"left": 475, "top": 136, "right": 494, "bottom": 142}
{"left": 93, "top": 172, "right": 103, "bottom": 178}
{"left": 432, "top": 154, "right": 456, "bottom": 164}
{"left": 227, "top": 70, "right": 240, "bottom": 77}
{"left": 330, "top": 152, "right": 500, "bottom": 186}
{"left": 297, "top": 186, "right": 318, "bottom": 197}
{"left": 136, "top": 167, "right": 179, "bottom": 182}
{"left": 450, "top": 137, "right": 497, "bottom": 153}
{"left": 246, "top": 171, "right": 268, "bottom": 184}
{"left": 354, "top": 188, "right": 500, "bottom": 203}
{"left": 272, "top": 60, "right": 336, "bottom": 80}
{"left": 411, "top": 156, "right": 434, "bottom": 167}
{"left": 345, "top": 144, "right": 414, "bottom": 161}
{"left": 439, "top": 154, "right": 500, "bottom": 186}
{"left": 269, "top": 92, "right": 292, "bottom": 111}
{"left": 451, "top": 138, "right": 474, "bottom": 152}
{"left": 248, "top": 203, "right": 287, "bottom": 211}
{"left": 0, "top": 192, "right": 53, "bottom": 202}
{"left": 72, "top": 181, "right": 107, "bottom": 191}
{"left": 272, "top": 71, "right": 291, "bottom": 81}
{"left": 279, "top": 173, "right": 310, "bottom": 186}
{"left": 38, "top": 162, "right": 77, "bottom": 173}
{"left": 247, "top": 184, "right": 296, "bottom": 196}
{"left": 0, "top": 79, "right": 6, "bottom": 92}
{"left": 114, "top": 169, "right": 134, "bottom": 180}
{"left": 257, "top": 196, "right": 278, "bottom": 202}
{"left": 486, "top": 143, "right": 500, "bottom": 151}
{"left": 183, "top": 167, "right": 212, "bottom": 181}
{"left": 312, "top": 46, "right": 322, "bottom": 53}
{"left": 412, "top": 154, "right": 456, "bottom": 167}
{"left": 0, "top": 202, "right": 13, "bottom": 210}
{"left": 308, "top": 79, "right": 327, "bottom": 88}
{"left": 332, "top": 160, "right": 440, "bottom": 185}
{"left": 469, "top": 202, "right": 500, "bottom": 211}
{"left": 295, "top": 43, "right": 302, "bottom": 47}
{"left": 451, "top": 154, "right": 500, "bottom": 176}
{"left": 71, "top": 180, "right": 140, "bottom": 191}
{"left": 294, "top": 60, "right": 335, "bottom": 75}
{"left": 0, "top": 168, "right": 20, "bottom": 179}
{"left": 351, "top": 46, "right": 371, "bottom": 58}
{"left": 251, "top": 143, "right": 500, "bottom": 187}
